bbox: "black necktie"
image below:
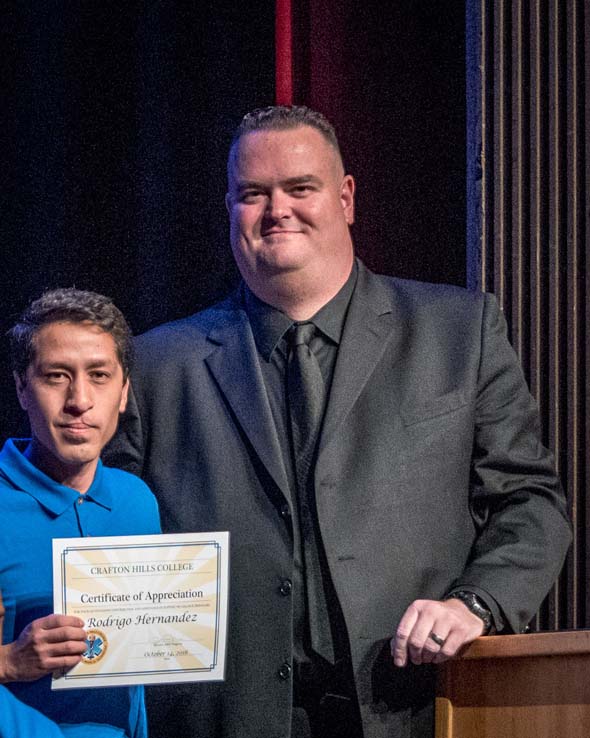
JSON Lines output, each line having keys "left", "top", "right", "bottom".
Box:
{"left": 287, "top": 322, "right": 334, "bottom": 663}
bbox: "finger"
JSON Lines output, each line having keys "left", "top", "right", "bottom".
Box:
{"left": 406, "top": 613, "right": 439, "bottom": 666}
{"left": 5, "top": 639, "right": 85, "bottom": 681}
{"left": 43, "top": 650, "right": 85, "bottom": 666}
{"left": 46, "top": 653, "right": 85, "bottom": 674}
{"left": 42, "top": 625, "right": 88, "bottom": 644}
{"left": 35, "top": 614, "right": 85, "bottom": 631}
{"left": 45, "top": 638, "right": 88, "bottom": 657}
{"left": 432, "top": 601, "right": 486, "bottom": 663}
{"left": 423, "top": 616, "right": 480, "bottom": 664}
{"left": 431, "top": 623, "right": 483, "bottom": 664}
{"left": 391, "top": 605, "right": 420, "bottom": 667}
{"left": 32, "top": 643, "right": 86, "bottom": 675}
{"left": 28, "top": 639, "right": 86, "bottom": 669}
{"left": 431, "top": 627, "right": 473, "bottom": 663}
{"left": 420, "top": 627, "right": 449, "bottom": 664}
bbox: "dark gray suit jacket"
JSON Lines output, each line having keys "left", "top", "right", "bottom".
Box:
{"left": 106, "top": 261, "right": 571, "bottom": 738}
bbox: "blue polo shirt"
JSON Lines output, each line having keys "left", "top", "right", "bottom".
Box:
{"left": 0, "top": 439, "right": 161, "bottom": 738}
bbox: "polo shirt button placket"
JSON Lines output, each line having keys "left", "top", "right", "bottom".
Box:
{"left": 75, "top": 496, "right": 90, "bottom": 536}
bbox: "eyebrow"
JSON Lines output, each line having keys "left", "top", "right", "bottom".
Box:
{"left": 282, "top": 175, "right": 323, "bottom": 186}
{"left": 235, "top": 174, "right": 324, "bottom": 192}
{"left": 37, "top": 359, "right": 118, "bottom": 372}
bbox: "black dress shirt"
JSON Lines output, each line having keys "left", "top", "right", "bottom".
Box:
{"left": 243, "top": 263, "right": 358, "bottom": 663}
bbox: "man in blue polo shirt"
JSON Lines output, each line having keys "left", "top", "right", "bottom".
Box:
{"left": 0, "top": 288, "right": 161, "bottom": 737}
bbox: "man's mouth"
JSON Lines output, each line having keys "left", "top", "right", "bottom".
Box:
{"left": 59, "top": 423, "right": 95, "bottom": 434}
{"left": 262, "top": 229, "right": 301, "bottom": 236}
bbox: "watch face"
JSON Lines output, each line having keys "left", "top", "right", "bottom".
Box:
{"left": 449, "top": 591, "right": 493, "bottom": 632}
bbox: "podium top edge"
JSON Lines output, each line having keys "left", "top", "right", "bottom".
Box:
{"left": 455, "top": 629, "right": 590, "bottom": 660}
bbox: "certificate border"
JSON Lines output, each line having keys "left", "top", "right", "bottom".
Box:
{"left": 52, "top": 532, "right": 229, "bottom": 687}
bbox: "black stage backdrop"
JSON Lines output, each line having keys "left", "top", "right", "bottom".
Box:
{"left": 1, "top": 1, "right": 275, "bottom": 439}
{"left": 0, "top": 1, "right": 465, "bottom": 443}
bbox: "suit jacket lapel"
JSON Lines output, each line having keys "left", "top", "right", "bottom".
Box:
{"left": 204, "top": 298, "right": 291, "bottom": 501}
{"left": 318, "top": 262, "right": 404, "bottom": 455}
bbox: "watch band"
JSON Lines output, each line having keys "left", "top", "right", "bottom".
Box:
{"left": 446, "top": 590, "right": 493, "bottom": 634}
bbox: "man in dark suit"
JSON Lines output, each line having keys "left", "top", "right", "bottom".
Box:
{"left": 106, "top": 106, "right": 571, "bottom": 738}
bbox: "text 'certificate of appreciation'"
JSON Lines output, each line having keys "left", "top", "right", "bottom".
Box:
{"left": 51, "top": 532, "right": 229, "bottom": 689}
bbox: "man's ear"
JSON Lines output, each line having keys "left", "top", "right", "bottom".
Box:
{"left": 14, "top": 372, "right": 28, "bottom": 411}
{"left": 119, "top": 378, "right": 130, "bottom": 414}
{"left": 341, "top": 175, "right": 355, "bottom": 225}
{"left": 225, "top": 192, "right": 232, "bottom": 214}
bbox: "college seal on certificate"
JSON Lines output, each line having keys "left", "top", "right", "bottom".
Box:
{"left": 82, "top": 629, "right": 108, "bottom": 664}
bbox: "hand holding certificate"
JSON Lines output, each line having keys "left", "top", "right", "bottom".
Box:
{"left": 52, "top": 532, "right": 229, "bottom": 689}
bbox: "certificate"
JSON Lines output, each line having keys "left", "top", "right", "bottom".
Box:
{"left": 51, "top": 532, "right": 229, "bottom": 689}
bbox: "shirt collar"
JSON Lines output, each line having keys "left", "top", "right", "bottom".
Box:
{"left": 0, "top": 438, "right": 112, "bottom": 516}
{"left": 311, "top": 261, "right": 358, "bottom": 344}
{"left": 243, "top": 287, "right": 293, "bottom": 361}
{"left": 244, "top": 261, "right": 358, "bottom": 361}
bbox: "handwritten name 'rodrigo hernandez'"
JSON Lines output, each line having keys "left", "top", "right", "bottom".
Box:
{"left": 85, "top": 611, "right": 202, "bottom": 630}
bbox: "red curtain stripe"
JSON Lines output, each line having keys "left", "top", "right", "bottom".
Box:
{"left": 275, "top": 0, "right": 293, "bottom": 104}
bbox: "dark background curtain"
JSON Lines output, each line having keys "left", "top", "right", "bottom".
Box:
{"left": 288, "top": 0, "right": 466, "bottom": 285}
{"left": 464, "top": 0, "right": 589, "bottom": 630}
{"left": 1, "top": 1, "right": 276, "bottom": 439}
{"left": 0, "top": 2, "right": 466, "bottom": 440}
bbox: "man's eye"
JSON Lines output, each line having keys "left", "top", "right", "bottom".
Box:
{"left": 90, "top": 372, "right": 110, "bottom": 382}
{"left": 45, "top": 372, "right": 68, "bottom": 383}
{"left": 239, "top": 190, "right": 264, "bottom": 203}
{"left": 290, "top": 185, "right": 314, "bottom": 196}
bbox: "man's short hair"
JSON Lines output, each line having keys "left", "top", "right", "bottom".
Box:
{"left": 228, "top": 105, "right": 344, "bottom": 172}
{"left": 8, "top": 288, "right": 134, "bottom": 381}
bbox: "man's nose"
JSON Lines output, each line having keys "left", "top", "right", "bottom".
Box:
{"left": 265, "top": 189, "right": 291, "bottom": 219}
{"left": 64, "top": 379, "right": 93, "bottom": 413}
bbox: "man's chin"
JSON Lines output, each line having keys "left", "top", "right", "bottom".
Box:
{"left": 56, "top": 444, "right": 100, "bottom": 468}
{"left": 257, "top": 251, "right": 310, "bottom": 275}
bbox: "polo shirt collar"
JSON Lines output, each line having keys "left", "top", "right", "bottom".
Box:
{"left": 0, "top": 438, "right": 112, "bottom": 516}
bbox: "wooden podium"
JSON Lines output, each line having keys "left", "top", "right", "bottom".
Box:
{"left": 436, "top": 630, "right": 590, "bottom": 738}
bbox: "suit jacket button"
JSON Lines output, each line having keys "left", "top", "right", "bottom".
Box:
{"left": 280, "top": 504, "right": 291, "bottom": 519}
{"left": 278, "top": 661, "right": 292, "bottom": 680}
{"left": 279, "top": 579, "right": 292, "bottom": 596}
